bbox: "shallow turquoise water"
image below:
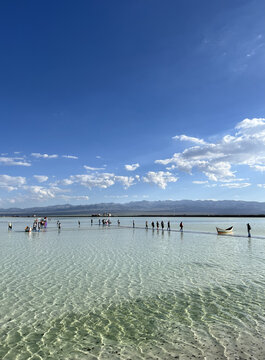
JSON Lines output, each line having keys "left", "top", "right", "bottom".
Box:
{"left": 0, "top": 217, "right": 265, "bottom": 359}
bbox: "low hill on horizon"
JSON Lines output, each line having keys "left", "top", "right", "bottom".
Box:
{"left": 0, "top": 200, "right": 265, "bottom": 216}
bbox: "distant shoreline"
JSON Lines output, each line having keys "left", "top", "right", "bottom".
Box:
{"left": 1, "top": 214, "right": 265, "bottom": 218}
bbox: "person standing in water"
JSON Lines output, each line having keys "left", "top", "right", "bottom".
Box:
{"left": 161, "top": 221, "right": 164, "bottom": 230}
{"left": 167, "top": 221, "right": 170, "bottom": 231}
{"left": 151, "top": 221, "right": 155, "bottom": 230}
{"left": 145, "top": 221, "right": 148, "bottom": 229}
{"left": 180, "top": 221, "right": 183, "bottom": 231}
{"left": 133, "top": 220, "right": 135, "bottom": 228}
{"left": 78, "top": 220, "right": 80, "bottom": 227}
{"left": 156, "top": 221, "right": 159, "bottom": 229}
{"left": 247, "top": 223, "right": 251, "bottom": 237}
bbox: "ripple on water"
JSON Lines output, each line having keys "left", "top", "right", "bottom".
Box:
{"left": 1, "top": 221, "right": 265, "bottom": 359}
{"left": 1, "top": 285, "right": 265, "bottom": 359}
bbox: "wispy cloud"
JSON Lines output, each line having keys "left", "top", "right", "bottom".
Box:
{"left": 220, "top": 182, "right": 251, "bottom": 189}
{"left": 62, "top": 172, "right": 135, "bottom": 189}
{"left": 125, "top": 163, "right": 140, "bottom": 171}
{"left": 0, "top": 157, "right": 31, "bottom": 167}
{"left": 33, "top": 175, "right": 49, "bottom": 183}
{"left": 173, "top": 135, "right": 206, "bottom": 145}
{"left": 23, "top": 185, "right": 67, "bottom": 201}
{"left": 31, "top": 153, "right": 58, "bottom": 159}
{"left": 200, "top": 12, "right": 265, "bottom": 74}
{"left": 0, "top": 174, "right": 26, "bottom": 191}
{"left": 84, "top": 165, "right": 105, "bottom": 171}
{"left": 59, "top": 195, "right": 89, "bottom": 201}
{"left": 193, "top": 180, "right": 209, "bottom": 184}
{"left": 62, "top": 155, "right": 78, "bottom": 159}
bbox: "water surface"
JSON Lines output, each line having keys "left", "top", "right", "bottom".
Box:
{"left": 0, "top": 217, "right": 265, "bottom": 359}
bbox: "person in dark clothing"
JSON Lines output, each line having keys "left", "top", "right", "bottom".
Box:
{"left": 161, "top": 221, "right": 164, "bottom": 230}
{"left": 156, "top": 221, "right": 159, "bottom": 229}
{"left": 151, "top": 221, "right": 155, "bottom": 229}
{"left": 247, "top": 223, "right": 251, "bottom": 237}
{"left": 167, "top": 221, "right": 170, "bottom": 231}
{"left": 145, "top": 221, "right": 148, "bottom": 229}
{"left": 180, "top": 222, "right": 183, "bottom": 231}
{"left": 133, "top": 220, "right": 135, "bottom": 228}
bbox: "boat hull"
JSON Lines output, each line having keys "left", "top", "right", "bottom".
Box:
{"left": 216, "top": 226, "right": 233, "bottom": 234}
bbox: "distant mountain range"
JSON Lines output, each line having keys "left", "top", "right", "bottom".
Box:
{"left": 0, "top": 200, "right": 265, "bottom": 216}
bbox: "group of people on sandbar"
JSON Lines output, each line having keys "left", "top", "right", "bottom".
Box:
{"left": 131, "top": 220, "right": 184, "bottom": 231}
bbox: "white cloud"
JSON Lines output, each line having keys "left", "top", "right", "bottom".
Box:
{"left": 114, "top": 175, "right": 135, "bottom": 189}
{"left": 235, "top": 118, "right": 265, "bottom": 132}
{"left": 31, "top": 153, "right": 58, "bottom": 159}
{"left": 220, "top": 183, "right": 251, "bottom": 189}
{"left": 96, "top": 156, "right": 101, "bottom": 159}
{"left": 63, "top": 172, "right": 135, "bottom": 190}
{"left": 34, "top": 175, "right": 49, "bottom": 183}
{"left": 59, "top": 195, "right": 89, "bottom": 201}
{"left": 156, "top": 118, "right": 265, "bottom": 182}
{"left": 166, "top": 165, "right": 177, "bottom": 170}
{"left": 25, "top": 185, "right": 66, "bottom": 201}
{"left": 84, "top": 165, "right": 105, "bottom": 171}
{"left": 0, "top": 175, "right": 26, "bottom": 191}
{"left": 257, "top": 184, "right": 265, "bottom": 188}
{"left": 62, "top": 179, "right": 74, "bottom": 185}
{"left": 0, "top": 157, "right": 31, "bottom": 167}
{"left": 206, "top": 184, "right": 217, "bottom": 188}
{"left": 62, "top": 155, "right": 78, "bottom": 159}
{"left": 104, "top": 195, "right": 129, "bottom": 199}
{"left": 252, "top": 165, "right": 265, "bottom": 172}
{"left": 193, "top": 180, "right": 208, "bottom": 184}
{"left": 173, "top": 135, "right": 206, "bottom": 145}
{"left": 124, "top": 163, "right": 140, "bottom": 171}
{"left": 142, "top": 171, "right": 178, "bottom": 189}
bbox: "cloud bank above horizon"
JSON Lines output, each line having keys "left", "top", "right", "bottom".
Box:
{"left": 0, "top": 118, "right": 265, "bottom": 207}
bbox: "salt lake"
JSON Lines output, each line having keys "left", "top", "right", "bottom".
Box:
{"left": 0, "top": 216, "right": 265, "bottom": 359}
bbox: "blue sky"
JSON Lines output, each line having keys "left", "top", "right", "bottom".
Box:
{"left": 0, "top": 0, "right": 265, "bottom": 207}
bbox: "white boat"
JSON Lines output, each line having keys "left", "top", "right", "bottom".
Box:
{"left": 216, "top": 226, "right": 233, "bottom": 234}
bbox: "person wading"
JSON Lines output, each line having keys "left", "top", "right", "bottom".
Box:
{"left": 180, "top": 221, "right": 183, "bottom": 231}
{"left": 247, "top": 223, "right": 251, "bottom": 237}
